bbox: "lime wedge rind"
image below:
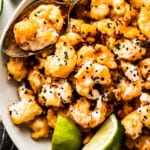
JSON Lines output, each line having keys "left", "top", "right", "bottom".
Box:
{"left": 82, "top": 113, "right": 124, "bottom": 150}
{"left": 0, "top": 0, "right": 3, "bottom": 14}
{"left": 52, "top": 116, "right": 82, "bottom": 150}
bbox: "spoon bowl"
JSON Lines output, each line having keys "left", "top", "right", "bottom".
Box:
{"left": 0, "top": 0, "right": 80, "bottom": 57}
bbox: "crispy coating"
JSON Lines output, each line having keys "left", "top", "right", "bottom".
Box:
{"left": 47, "top": 109, "right": 57, "bottom": 128}
{"left": 112, "top": 39, "right": 146, "bottom": 61}
{"left": 75, "top": 61, "right": 111, "bottom": 100}
{"left": 27, "top": 70, "right": 45, "bottom": 93}
{"left": 120, "top": 61, "right": 140, "bottom": 82}
{"left": 77, "top": 44, "right": 117, "bottom": 69}
{"left": 93, "top": 19, "right": 117, "bottom": 37}
{"left": 14, "top": 5, "right": 64, "bottom": 51}
{"left": 38, "top": 79, "right": 72, "bottom": 107}
{"left": 129, "top": 0, "right": 150, "bottom": 9}
{"left": 7, "top": 58, "right": 28, "bottom": 82}
{"left": 9, "top": 93, "right": 42, "bottom": 125}
{"left": 138, "top": 7, "right": 150, "bottom": 38}
{"left": 135, "top": 135, "right": 150, "bottom": 150}
{"left": 44, "top": 36, "right": 76, "bottom": 78}
{"left": 27, "top": 116, "right": 50, "bottom": 140}
{"left": 7, "top": 0, "right": 150, "bottom": 145}
{"left": 138, "top": 105, "right": 150, "bottom": 128}
{"left": 121, "top": 110, "right": 143, "bottom": 139}
{"left": 69, "top": 97, "right": 107, "bottom": 128}
{"left": 139, "top": 58, "right": 150, "bottom": 80}
{"left": 115, "top": 78, "right": 142, "bottom": 101}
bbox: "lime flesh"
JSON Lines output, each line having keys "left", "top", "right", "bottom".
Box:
{"left": 82, "top": 113, "right": 124, "bottom": 150}
{"left": 52, "top": 116, "right": 82, "bottom": 150}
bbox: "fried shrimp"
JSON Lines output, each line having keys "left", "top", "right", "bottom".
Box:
{"left": 69, "top": 97, "right": 107, "bottom": 128}
{"left": 38, "top": 79, "right": 72, "bottom": 107}
{"left": 138, "top": 7, "right": 150, "bottom": 38}
{"left": 44, "top": 36, "right": 76, "bottom": 78}
{"left": 121, "top": 110, "right": 143, "bottom": 139}
{"left": 6, "top": 0, "right": 150, "bottom": 147}
{"left": 112, "top": 39, "right": 146, "bottom": 61}
{"left": 8, "top": 93, "right": 42, "bottom": 125}
{"left": 27, "top": 116, "right": 50, "bottom": 140}
{"left": 14, "top": 4, "right": 64, "bottom": 51}
{"left": 7, "top": 57, "right": 28, "bottom": 81}
{"left": 75, "top": 61, "right": 111, "bottom": 100}
{"left": 115, "top": 78, "right": 142, "bottom": 101}
{"left": 77, "top": 44, "right": 117, "bottom": 69}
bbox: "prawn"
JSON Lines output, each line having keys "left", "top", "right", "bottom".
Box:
{"left": 69, "top": 97, "right": 107, "bottom": 128}
{"left": 14, "top": 4, "right": 64, "bottom": 51}
{"left": 75, "top": 61, "right": 111, "bottom": 100}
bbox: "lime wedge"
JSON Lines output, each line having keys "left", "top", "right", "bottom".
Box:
{"left": 52, "top": 116, "right": 82, "bottom": 150}
{"left": 82, "top": 113, "right": 124, "bottom": 150}
{"left": 0, "top": 0, "right": 3, "bottom": 14}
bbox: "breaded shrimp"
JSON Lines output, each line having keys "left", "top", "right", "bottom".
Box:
{"left": 139, "top": 58, "right": 150, "bottom": 80}
{"left": 14, "top": 4, "right": 64, "bottom": 51}
{"left": 75, "top": 61, "right": 111, "bottom": 100}
{"left": 7, "top": 57, "right": 28, "bottom": 82}
{"left": 135, "top": 135, "right": 150, "bottom": 150}
{"left": 77, "top": 44, "right": 117, "bottom": 69}
{"left": 112, "top": 39, "right": 146, "bottom": 61}
{"left": 9, "top": 93, "right": 42, "bottom": 125}
{"left": 129, "top": 0, "right": 150, "bottom": 9}
{"left": 120, "top": 61, "right": 140, "bottom": 82}
{"left": 93, "top": 19, "right": 117, "bottom": 37}
{"left": 27, "top": 70, "right": 45, "bottom": 93}
{"left": 121, "top": 110, "right": 143, "bottom": 139}
{"left": 115, "top": 78, "right": 142, "bottom": 101}
{"left": 44, "top": 36, "right": 77, "bottom": 78}
{"left": 69, "top": 97, "right": 107, "bottom": 128}
{"left": 27, "top": 116, "right": 50, "bottom": 140}
{"left": 38, "top": 79, "right": 72, "bottom": 107}
{"left": 138, "top": 7, "right": 150, "bottom": 38}
{"left": 138, "top": 105, "right": 150, "bottom": 128}
{"left": 140, "top": 92, "right": 150, "bottom": 106}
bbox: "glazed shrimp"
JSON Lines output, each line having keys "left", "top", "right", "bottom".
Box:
{"left": 135, "top": 135, "right": 150, "bottom": 150}
{"left": 93, "top": 19, "right": 117, "bottom": 37}
{"left": 7, "top": 57, "right": 28, "bottom": 82}
{"left": 38, "top": 79, "right": 72, "bottom": 107}
{"left": 129, "top": 0, "right": 150, "bottom": 9}
{"left": 77, "top": 44, "right": 117, "bottom": 69}
{"left": 121, "top": 110, "right": 143, "bottom": 139}
{"left": 138, "top": 7, "right": 150, "bottom": 38}
{"left": 27, "top": 116, "right": 50, "bottom": 140}
{"left": 9, "top": 93, "right": 42, "bottom": 125}
{"left": 112, "top": 39, "right": 146, "bottom": 61}
{"left": 27, "top": 70, "right": 45, "bottom": 93}
{"left": 69, "top": 97, "right": 107, "bottom": 128}
{"left": 44, "top": 35, "right": 77, "bottom": 78}
{"left": 138, "top": 105, "right": 150, "bottom": 128}
{"left": 75, "top": 61, "right": 111, "bottom": 100}
{"left": 139, "top": 58, "right": 150, "bottom": 89}
{"left": 120, "top": 60, "right": 140, "bottom": 82}
{"left": 14, "top": 4, "right": 64, "bottom": 51}
{"left": 115, "top": 78, "right": 142, "bottom": 101}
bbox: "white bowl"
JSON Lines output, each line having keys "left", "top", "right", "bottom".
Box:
{"left": 0, "top": 0, "right": 50, "bottom": 149}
